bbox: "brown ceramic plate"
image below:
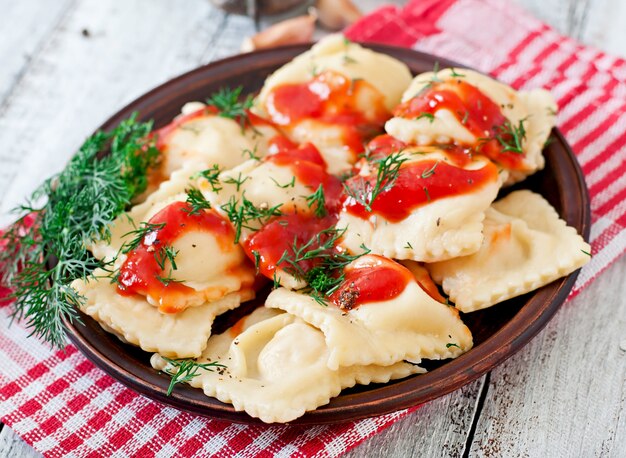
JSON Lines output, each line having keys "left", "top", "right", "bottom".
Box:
{"left": 62, "top": 44, "right": 590, "bottom": 425}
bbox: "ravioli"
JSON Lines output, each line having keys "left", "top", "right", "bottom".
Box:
{"left": 266, "top": 255, "right": 473, "bottom": 369}
{"left": 151, "top": 306, "right": 423, "bottom": 423}
{"left": 427, "top": 190, "right": 591, "bottom": 312}
{"left": 386, "top": 68, "right": 557, "bottom": 184}
{"left": 91, "top": 163, "right": 255, "bottom": 314}
{"left": 155, "top": 102, "right": 279, "bottom": 178}
{"left": 72, "top": 269, "right": 247, "bottom": 358}
{"left": 254, "top": 35, "right": 413, "bottom": 173}
{"left": 337, "top": 149, "right": 503, "bottom": 262}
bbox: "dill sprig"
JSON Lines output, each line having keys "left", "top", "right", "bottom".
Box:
{"left": 480, "top": 118, "right": 527, "bottom": 155}
{"left": 220, "top": 195, "right": 283, "bottom": 244}
{"left": 121, "top": 222, "right": 165, "bottom": 254}
{"left": 154, "top": 245, "right": 178, "bottom": 271}
{"left": 0, "top": 114, "right": 159, "bottom": 348}
{"left": 196, "top": 164, "right": 223, "bottom": 193}
{"left": 206, "top": 86, "right": 255, "bottom": 130}
{"left": 276, "top": 227, "right": 370, "bottom": 305}
{"left": 343, "top": 152, "right": 408, "bottom": 212}
{"left": 161, "top": 357, "right": 226, "bottom": 395}
{"left": 305, "top": 184, "right": 327, "bottom": 218}
{"left": 185, "top": 187, "right": 212, "bottom": 215}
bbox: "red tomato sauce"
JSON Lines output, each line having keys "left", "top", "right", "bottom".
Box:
{"left": 117, "top": 201, "right": 236, "bottom": 313}
{"left": 343, "top": 159, "right": 498, "bottom": 222}
{"left": 243, "top": 213, "right": 338, "bottom": 281}
{"left": 393, "top": 80, "right": 525, "bottom": 170}
{"left": 265, "top": 136, "right": 343, "bottom": 213}
{"left": 264, "top": 70, "right": 390, "bottom": 157}
{"left": 330, "top": 256, "right": 413, "bottom": 310}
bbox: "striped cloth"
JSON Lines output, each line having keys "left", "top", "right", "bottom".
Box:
{"left": 1, "top": 0, "right": 625, "bottom": 456}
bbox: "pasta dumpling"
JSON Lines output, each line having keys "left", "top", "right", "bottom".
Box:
{"left": 72, "top": 270, "right": 246, "bottom": 358}
{"left": 427, "top": 190, "right": 591, "bottom": 312}
{"left": 155, "top": 101, "right": 279, "bottom": 178}
{"left": 151, "top": 306, "right": 422, "bottom": 423}
{"left": 338, "top": 147, "right": 503, "bottom": 262}
{"left": 386, "top": 68, "right": 557, "bottom": 184}
{"left": 254, "top": 35, "right": 413, "bottom": 173}
{"left": 266, "top": 255, "right": 473, "bottom": 369}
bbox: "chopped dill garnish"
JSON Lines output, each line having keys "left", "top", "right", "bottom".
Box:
{"left": 155, "top": 272, "right": 184, "bottom": 286}
{"left": 423, "top": 187, "right": 431, "bottom": 202}
{"left": 449, "top": 68, "right": 465, "bottom": 78}
{"left": 242, "top": 147, "right": 261, "bottom": 161}
{"left": 197, "top": 164, "right": 223, "bottom": 193}
{"left": 0, "top": 114, "right": 159, "bottom": 348}
{"left": 161, "top": 357, "right": 225, "bottom": 396}
{"left": 121, "top": 222, "right": 166, "bottom": 254}
{"left": 154, "top": 245, "right": 178, "bottom": 271}
{"left": 223, "top": 172, "right": 250, "bottom": 192}
{"left": 343, "top": 152, "right": 408, "bottom": 212}
{"left": 206, "top": 86, "right": 255, "bottom": 131}
{"left": 270, "top": 176, "right": 296, "bottom": 189}
{"left": 220, "top": 194, "right": 283, "bottom": 244}
{"left": 305, "top": 184, "right": 327, "bottom": 218}
{"left": 421, "top": 162, "right": 439, "bottom": 179}
{"left": 581, "top": 249, "right": 592, "bottom": 257}
{"left": 275, "top": 227, "right": 370, "bottom": 304}
{"left": 415, "top": 113, "right": 435, "bottom": 123}
{"left": 446, "top": 343, "right": 461, "bottom": 349}
{"left": 251, "top": 249, "right": 261, "bottom": 273}
{"left": 185, "top": 187, "right": 212, "bottom": 215}
{"left": 479, "top": 118, "right": 527, "bottom": 155}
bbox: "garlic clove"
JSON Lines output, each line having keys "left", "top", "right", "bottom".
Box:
{"left": 241, "top": 14, "right": 317, "bottom": 53}
{"left": 314, "top": 0, "right": 362, "bottom": 31}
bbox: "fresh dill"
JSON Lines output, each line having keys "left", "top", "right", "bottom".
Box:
{"left": 242, "top": 147, "right": 261, "bottom": 161}
{"left": 581, "top": 249, "right": 592, "bottom": 257}
{"left": 161, "top": 357, "right": 225, "bottom": 396}
{"left": 449, "top": 68, "right": 465, "bottom": 78}
{"left": 404, "top": 242, "right": 413, "bottom": 249}
{"left": 121, "top": 222, "right": 166, "bottom": 254}
{"left": 343, "top": 152, "right": 408, "bottom": 212}
{"left": 154, "top": 245, "right": 178, "bottom": 271}
{"left": 0, "top": 114, "right": 159, "bottom": 348}
{"left": 206, "top": 86, "right": 255, "bottom": 131}
{"left": 270, "top": 176, "right": 296, "bottom": 189}
{"left": 155, "top": 272, "right": 184, "bottom": 286}
{"left": 446, "top": 343, "right": 461, "bottom": 349}
{"left": 423, "top": 187, "right": 431, "bottom": 202}
{"left": 305, "top": 184, "right": 327, "bottom": 218}
{"left": 251, "top": 249, "right": 261, "bottom": 273}
{"left": 415, "top": 112, "right": 435, "bottom": 123}
{"left": 421, "top": 162, "right": 439, "bottom": 179}
{"left": 185, "top": 187, "right": 212, "bottom": 215}
{"left": 197, "top": 164, "right": 223, "bottom": 193}
{"left": 276, "top": 227, "right": 370, "bottom": 304}
{"left": 479, "top": 118, "right": 527, "bottom": 155}
{"left": 223, "top": 172, "right": 250, "bottom": 192}
{"left": 220, "top": 194, "right": 283, "bottom": 243}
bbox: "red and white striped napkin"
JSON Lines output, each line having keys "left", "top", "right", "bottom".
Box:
{"left": 2, "top": 0, "right": 626, "bottom": 456}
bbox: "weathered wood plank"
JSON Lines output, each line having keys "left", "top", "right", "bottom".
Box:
{"left": 467, "top": 257, "right": 626, "bottom": 457}
{"left": 0, "top": 0, "right": 74, "bottom": 106}
{"left": 0, "top": 0, "right": 229, "bottom": 223}
{"left": 345, "top": 378, "right": 486, "bottom": 458}
{"left": 514, "top": 0, "right": 626, "bottom": 58}
{"left": 0, "top": 427, "right": 40, "bottom": 458}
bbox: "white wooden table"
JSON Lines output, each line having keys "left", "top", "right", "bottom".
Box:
{"left": 1, "top": 1, "right": 625, "bottom": 457}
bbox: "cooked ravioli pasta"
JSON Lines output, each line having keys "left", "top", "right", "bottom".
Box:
{"left": 338, "top": 150, "right": 503, "bottom": 262}
{"left": 386, "top": 68, "right": 557, "bottom": 184}
{"left": 266, "top": 256, "right": 473, "bottom": 369}
{"left": 71, "top": 40, "right": 589, "bottom": 423}
{"left": 427, "top": 190, "right": 591, "bottom": 312}
{"left": 72, "top": 269, "right": 247, "bottom": 358}
{"left": 151, "top": 307, "right": 423, "bottom": 423}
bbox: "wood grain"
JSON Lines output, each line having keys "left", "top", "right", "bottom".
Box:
{"left": 467, "top": 257, "right": 626, "bottom": 457}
